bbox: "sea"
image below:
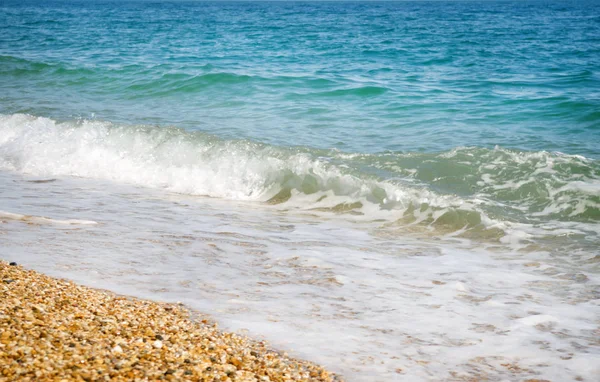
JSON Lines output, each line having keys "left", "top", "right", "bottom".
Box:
{"left": 1, "top": 1, "right": 599, "bottom": 380}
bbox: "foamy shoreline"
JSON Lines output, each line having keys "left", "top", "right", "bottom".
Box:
{"left": 0, "top": 261, "right": 340, "bottom": 382}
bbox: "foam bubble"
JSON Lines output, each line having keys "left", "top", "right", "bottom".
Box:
{"left": 0, "top": 210, "right": 98, "bottom": 225}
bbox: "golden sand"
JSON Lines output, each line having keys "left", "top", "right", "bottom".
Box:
{"left": 0, "top": 261, "right": 340, "bottom": 382}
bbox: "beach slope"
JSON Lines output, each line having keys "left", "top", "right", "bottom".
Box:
{"left": 0, "top": 261, "right": 338, "bottom": 382}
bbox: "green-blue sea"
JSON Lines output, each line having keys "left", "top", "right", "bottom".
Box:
{"left": 1, "top": 1, "right": 599, "bottom": 380}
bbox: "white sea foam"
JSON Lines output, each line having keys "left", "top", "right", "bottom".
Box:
{"left": 0, "top": 171, "right": 598, "bottom": 381}
{"left": 0, "top": 114, "right": 484, "bottom": 224}
{"left": 1, "top": 113, "right": 599, "bottom": 250}
{"left": 0, "top": 210, "right": 98, "bottom": 225}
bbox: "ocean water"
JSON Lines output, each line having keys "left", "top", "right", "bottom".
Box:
{"left": 1, "top": 0, "right": 599, "bottom": 381}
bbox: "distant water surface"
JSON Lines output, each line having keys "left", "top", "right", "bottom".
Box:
{"left": 1, "top": 0, "right": 599, "bottom": 155}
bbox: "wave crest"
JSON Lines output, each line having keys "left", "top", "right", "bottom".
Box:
{"left": 1, "top": 114, "right": 598, "bottom": 239}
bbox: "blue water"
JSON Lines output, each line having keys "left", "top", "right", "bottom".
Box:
{"left": 1, "top": 0, "right": 599, "bottom": 155}
{"left": 2, "top": 0, "right": 600, "bottom": 228}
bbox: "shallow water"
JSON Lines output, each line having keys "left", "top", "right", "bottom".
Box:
{"left": 1, "top": 0, "right": 600, "bottom": 381}
{"left": 1, "top": 172, "right": 599, "bottom": 381}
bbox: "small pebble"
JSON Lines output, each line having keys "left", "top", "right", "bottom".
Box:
{"left": 9, "top": 262, "right": 17, "bottom": 266}
{"left": 0, "top": 260, "right": 340, "bottom": 382}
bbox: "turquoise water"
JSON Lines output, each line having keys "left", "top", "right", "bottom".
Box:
{"left": 1, "top": 0, "right": 599, "bottom": 229}
{"left": 2, "top": 1, "right": 599, "bottom": 155}
{"left": 1, "top": 1, "right": 600, "bottom": 380}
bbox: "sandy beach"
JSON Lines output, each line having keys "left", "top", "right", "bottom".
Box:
{"left": 0, "top": 261, "right": 339, "bottom": 382}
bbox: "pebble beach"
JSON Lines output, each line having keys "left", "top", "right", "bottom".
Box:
{"left": 0, "top": 261, "right": 339, "bottom": 382}
{"left": 1, "top": 1, "right": 599, "bottom": 380}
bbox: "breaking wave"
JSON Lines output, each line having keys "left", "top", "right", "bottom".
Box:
{"left": 1, "top": 114, "right": 598, "bottom": 240}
